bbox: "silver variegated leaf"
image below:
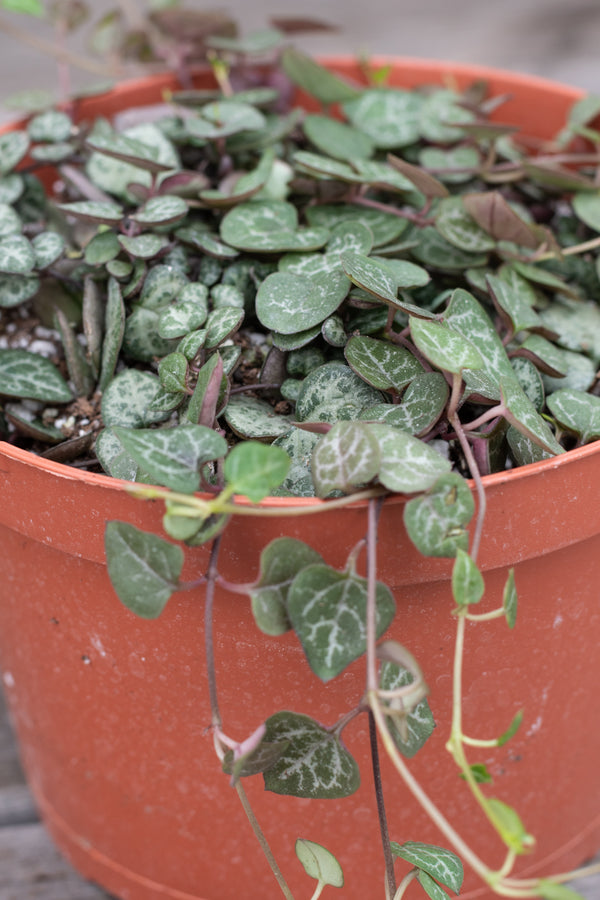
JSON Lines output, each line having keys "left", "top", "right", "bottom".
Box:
{"left": 263, "top": 711, "right": 359, "bottom": 798}
{"left": 287, "top": 564, "right": 395, "bottom": 682}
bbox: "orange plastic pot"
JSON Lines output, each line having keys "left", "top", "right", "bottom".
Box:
{"left": 1, "top": 60, "right": 599, "bottom": 900}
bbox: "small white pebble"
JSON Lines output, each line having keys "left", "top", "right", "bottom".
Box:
{"left": 28, "top": 339, "right": 58, "bottom": 357}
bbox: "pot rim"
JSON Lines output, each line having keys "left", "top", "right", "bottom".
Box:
{"left": 1, "top": 438, "right": 598, "bottom": 511}
{"left": 0, "top": 58, "right": 592, "bottom": 511}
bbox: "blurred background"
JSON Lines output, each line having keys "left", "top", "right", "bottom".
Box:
{"left": 1, "top": 0, "right": 600, "bottom": 122}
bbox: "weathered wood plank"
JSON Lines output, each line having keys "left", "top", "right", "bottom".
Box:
{"left": 0, "top": 822, "right": 113, "bottom": 900}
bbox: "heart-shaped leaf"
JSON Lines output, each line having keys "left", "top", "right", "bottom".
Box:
{"left": 343, "top": 89, "right": 422, "bottom": 149}
{"left": 379, "top": 662, "right": 435, "bottom": 758}
{"left": 249, "top": 538, "right": 324, "bottom": 635}
{"left": 404, "top": 473, "right": 474, "bottom": 557}
{"left": 0, "top": 234, "right": 35, "bottom": 274}
{"left": 221, "top": 200, "right": 329, "bottom": 253}
{"left": 452, "top": 549, "right": 484, "bottom": 606}
{"left": 0, "top": 131, "right": 29, "bottom": 175}
{"left": 361, "top": 372, "right": 449, "bottom": 436}
{"left": 547, "top": 388, "right": 600, "bottom": 443}
{"left": 105, "top": 521, "right": 183, "bottom": 619}
{"left": 296, "top": 362, "right": 383, "bottom": 423}
{"left": 368, "top": 424, "right": 452, "bottom": 492}
{"left": 390, "top": 842, "right": 464, "bottom": 894}
{"left": 263, "top": 711, "right": 360, "bottom": 798}
{"left": 256, "top": 270, "right": 349, "bottom": 334}
{"left": 281, "top": 48, "right": 362, "bottom": 105}
{"left": 57, "top": 200, "right": 124, "bottom": 224}
{"left": 295, "top": 840, "right": 344, "bottom": 888}
{"left": 131, "top": 195, "right": 188, "bottom": 226}
{"left": 224, "top": 441, "right": 291, "bottom": 502}
{"left": 287, "top": 564, "right": 395, "bottom": 681}
{"left": 410, "top": 316, "right": 483, "bottom": 374}
{"left": 114, "top": 424, "right": 226, "bottom": 493}
{"left": 345, "top": 335, "right": 424, "bottom": 391}
{"left": 311, "top": 421, "right": 380, "bottom": 496}
{"left": 0, "top": 348, "right": 72, "bottom": 402}
{"left": 101, "top": 369, "right": 171, "bottom": 427}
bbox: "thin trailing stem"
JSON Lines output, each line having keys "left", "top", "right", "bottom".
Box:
{"left": 205, "top": 536, "right": 223, "bottom": 728}
{"left": 234, "top": 781, "right": 296, "bottom": 900}
{"left": 369, "top": 709, "right": 397, "bottom": 899}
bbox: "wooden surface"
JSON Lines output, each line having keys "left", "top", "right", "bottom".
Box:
{"left": 0, "top": 685, "right": 598, "bottom": 900}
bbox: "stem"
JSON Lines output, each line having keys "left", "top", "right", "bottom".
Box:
{"left": 393, "top": 869, "right": 418, "bottom": 900}
{"left": 0, "top": 14, "right": 111, "bottom": 77}
{"left": 449, "top": 411, "right": 486, "bottom": 562}
{"left": 205, "top": 536, "right": 223, "bottom": 728}
{"left": 464, "top": 608, "right": 505, "bottom": 623}
{"left": 234, "top": 781, "right": 296, "bottom": 900}
{"left": 369, "top": 709, "right": 397, "bottom": 899}
{"left": 308, "top": 884, "right": 325, "bottom": 900}
{"left": 366, "top": 499, "right": 380, "bottom": 693}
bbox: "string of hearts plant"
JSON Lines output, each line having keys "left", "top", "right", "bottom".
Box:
{"left": 1, "top": 9, "right": 600, "bottom": 900}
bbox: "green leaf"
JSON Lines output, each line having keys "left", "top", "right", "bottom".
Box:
{"left": 281, "top": 48, "right": 361, "bottom": 105}
{"left": 452, "top": 549, "right": 484, "bottom": 606}
{"left": 435, "top": 197, "right": 496, "bottom": 253}
{"left": 263, "top": 711, "right": 360, "bottom": 798}
{"left": 114, "top": 424, "right": 227, "bottom": 493}
{"left": 503, "top": 569, "right": 518, "bottom": 629}
{"left": 295, "top": 839, "right": 344, "bottom": 888}
{"left": 345, "top": 335, "right": 424, "bottom": 391}
{"left": 547, "top": 388, "right": 600, "bottom": 443}
{"left": 379, "top": 661, "right": 435, "bottom": 758}
{"left": 501, "top": 378, "right": 564, "bottom": 455}
{"left": 343, "top": 88, "right": 423, "bottom": 149}
{"left": 27, "top": 110, "right": 72, "bottom": 142}
{"left": 224, "top": 441, "right": 290, "bottom": 502}
{"left": 487, "top": 272, "right": 543, "bottom": 336}
{"left": 361, "top": 372, "right": 448, "bottom": 437}
{"left": 256, "top": 270, "right": 349, "bottom": 334}
{"left": 186, "top": 100, "right": 266, "bottom": 140}
{"left": 497, "top": 709, "right": 523, "bottom": 746}
{"left": 0, "top": 234, "right": 35, "bottom": 274}
{"left": 98, "top": 276, "right": 125, "bottom": 392}
{"left": 303, "top": 113, "right": 374, "bottom": 161}
{"left": 390, "top": 842, "right": 464, "bottom": 894}
{"left": 224, "top": 395, "right": 293, "bottom": 441}
{"left": 0, "top": 348, "right": 72, "bottom": 402}
{"left": 572, "top": 191, "right": 600, "bottom": 233}
{"left": 410, "top": 316, "right": 484, "bottom": 374}
{"left": 403, "top": 473, "right": 474, "bottom": 558}
{"left": 287, "top": 564, "right": 395, "bottom": 681}
{"left": 341, "top": 251, "right": 431, "bottom": 314}
{"left": 0, "top": 131, "right": 29, "bottom": 175}
{"left": 220, "top": 200, "right": 329, "bottom": 253}
{"left": 311, "top": 421, "right": 380, "bottom": 496}
{"left": 271, "top": 427, "right": 320, "bottom": 497}
{"left": 538, "top": 881, "right": 587, "bottom": 900}
{"left": 101, "top": 369, "right": 171, "bottom": 428}
{"left": 118, "top": 233, "right": 168, "bottom": 259}
{"left": 445, "top": 288, "right": 516, "bottom": 384}
{"left": 368, "top": 424, "right": 452, "bottom": 493}
{"left": 417, "top": 870, "right": 451, "bottom": 900}
{"left": 411, "top": 226, "right": 488, "bottom": 270}
{"left": 306, "top": 203, "right": 408, "bottom": 248}
{"left": 485, "top": 798, "right": 535, "bottom": 854}
{"left": 0, "top": 271, "right": 39, "bottom": 308}
{"left": 105, "top": 521, "right": 183, "bottom": 619}
{"left": 296, "top": 362, "right": 383, "bottom": 424}
{"left": 32, "top": 231, "right": 65, "bottom": 269}
{"left": 57, "top": 200, "right": 124, "bottom": 224}
{"left": 131, "top": 195, "right": 188, "bottom": 226}
{"left": 250, "top": 538, "right": 324, "bottom": 636}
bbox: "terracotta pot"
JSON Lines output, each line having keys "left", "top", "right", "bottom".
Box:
{"left": 1, "top": 60, "right": 599, "bottom": 900}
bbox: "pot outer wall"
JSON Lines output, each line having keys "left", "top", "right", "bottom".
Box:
{"left": 1, "top": 59, "right": 600, "bottom": 900}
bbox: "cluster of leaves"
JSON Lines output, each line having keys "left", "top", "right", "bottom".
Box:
{"left": 2, "top": 47, "right": 600, "bottom": 492}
